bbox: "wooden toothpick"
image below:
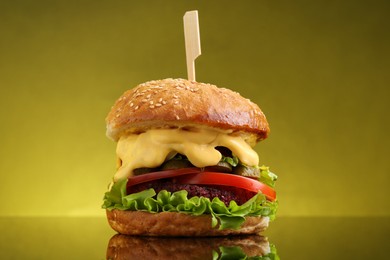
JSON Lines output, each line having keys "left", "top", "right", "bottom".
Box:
{"left": 183, "top": 10, "right": 201, "bottom": 81}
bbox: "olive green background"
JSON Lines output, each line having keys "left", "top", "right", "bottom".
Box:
{"left": 0, "top": 0, "right": 388, "bottom": 217}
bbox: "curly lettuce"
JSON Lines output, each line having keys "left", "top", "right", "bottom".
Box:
{"left": 102, "top": 179, "right": 277, "bottom": 230}
{"left": 258, "top": 166, "right": 278, "bottom": 188}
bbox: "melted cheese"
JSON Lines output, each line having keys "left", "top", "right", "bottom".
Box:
{"left": 114, "top": 128, "right": 259, "bottom": 181}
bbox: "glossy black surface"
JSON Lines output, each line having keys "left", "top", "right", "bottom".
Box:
{"left": 0, "top": 217, "right": 388, "bottom": 259}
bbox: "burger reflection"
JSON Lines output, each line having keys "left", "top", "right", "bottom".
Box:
{"left": 106, "top": 234, "right": 278, "bottom": 260}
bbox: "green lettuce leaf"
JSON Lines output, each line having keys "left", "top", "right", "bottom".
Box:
{"left": 258, "top": 165, "right": 278, "bottom": 188}
{"left": 102, "top": 179, "right": 278, "bottom": 230}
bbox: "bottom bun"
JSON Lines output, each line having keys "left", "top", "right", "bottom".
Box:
{"left": 107, "top": 234, "right": 271, "bottom": 260}
{"left": 106, "top": 209, "right": 269, "bottom": 236}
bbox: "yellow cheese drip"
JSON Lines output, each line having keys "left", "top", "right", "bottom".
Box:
{"left": 114, "top": 128, "right": 259, "bottom": 181}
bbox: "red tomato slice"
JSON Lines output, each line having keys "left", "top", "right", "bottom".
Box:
{"left": 127, "top": 168, "right": 201, "bottom": 187}
{"left": 127, "top": 168, "right": 276, "bottom": 202}
{"left": 176, "top": 172, "right": 277, "bottom": 201}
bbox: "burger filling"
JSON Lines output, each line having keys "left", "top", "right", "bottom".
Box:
{"left": 103, "top": 127, "right": 278, "bottom": 230}
{"left": 114, "top": 127, "right": 259, "bottom": 181}
{"left": 126, "top": 151, "right": 275, "bottom": 206}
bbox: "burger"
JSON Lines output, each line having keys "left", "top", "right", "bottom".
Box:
{"left": 102, "top": 78, "right": 278, "bottom": 236}
{"left": 106, "top": 234, "right": 279, "bottom": 259}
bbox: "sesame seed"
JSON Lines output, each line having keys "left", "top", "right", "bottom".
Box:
{"left": 134, "top": 106, "right": 139, "bottom": 110}
{"left": 129, "top": 103, "right": 134, "bottom": 107}
{"left": 149, "top": 105, "right": 155, "bottom": 108}
{"left": 155, "top": 103, "right": 162, "bottom": 107}
{"left": 175, "top": 115, "right": 180, "bottom": 120}
{"left": 116, "top": 114, "right": 120, "bottom": 118}
{"left": 173, "top": 94, "right": 178, "bottom": 99}
{"left": 149, "top": 101, "right": 154, "bottom": 105}
{"left": 146, "top": 94, "right": 151, "bottom": 98}
{"left": 162, "top": 100, "right": 167, "bottom": 105}
{"left": 142, "top": 99, "right": 148, "bottom": 102}
{"left": 174, "top": 100, "right": 179, "bottom": 105}
{"left": 159, "top": 98, "right": 163, "bottom": 102}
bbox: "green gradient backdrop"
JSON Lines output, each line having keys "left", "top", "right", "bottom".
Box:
{"left": 0, "top": 0, "right": 389, "bottom": 217}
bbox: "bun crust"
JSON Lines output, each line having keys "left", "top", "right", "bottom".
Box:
{"left": 106, "top": 78, "right": 269, "bottom": 142}
{"left": 106, "top": 209, "right": 269, "bottom": 236}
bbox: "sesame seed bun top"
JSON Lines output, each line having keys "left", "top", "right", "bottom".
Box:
{"left": 105, "top": 78, "right": 270, "bottom": 144}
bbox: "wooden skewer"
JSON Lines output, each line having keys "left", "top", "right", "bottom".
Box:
{"left": 183, "top": 10, "right": 201, "bottom": 81}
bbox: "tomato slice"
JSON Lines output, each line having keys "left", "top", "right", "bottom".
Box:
{"left": 127, "top": 168, "right": 276, "bottom": 202}
{"left": 127, "top": 168, "right": 201, "bottom": 187}
{"left": 176, "top": 172, "right": 277, "bottom": 201}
